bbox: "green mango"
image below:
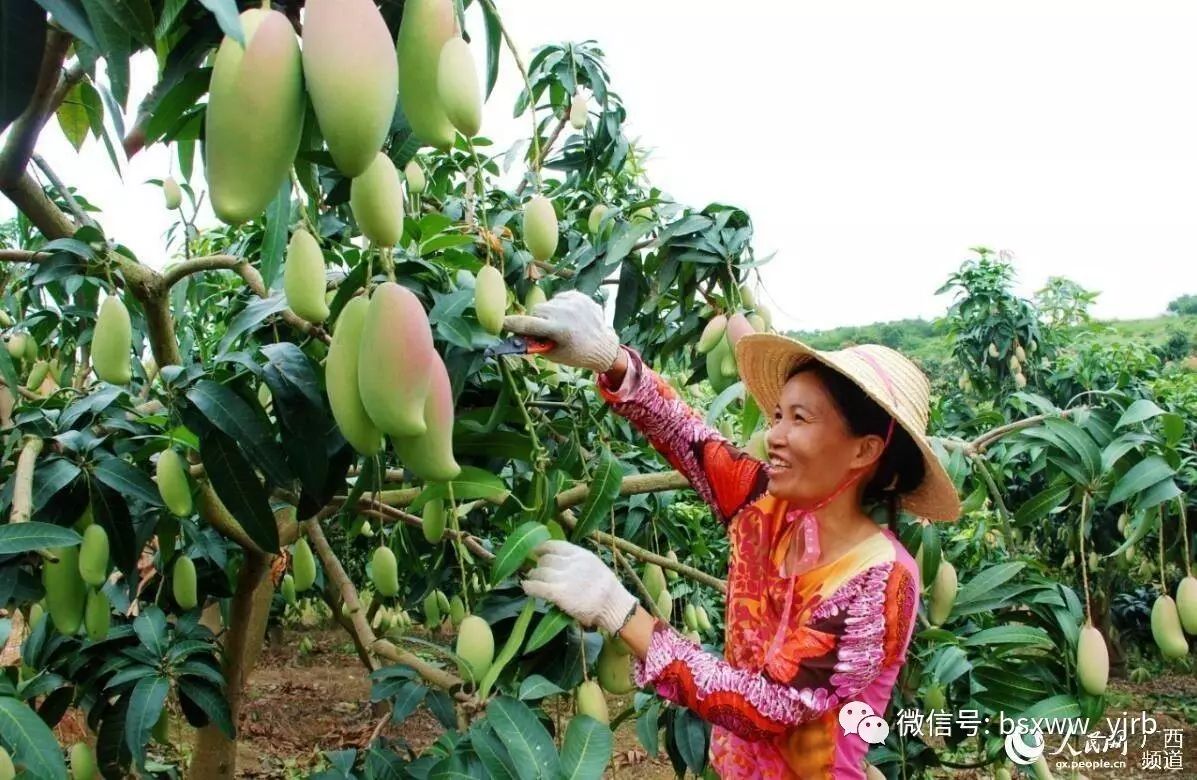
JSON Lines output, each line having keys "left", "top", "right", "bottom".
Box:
{"left": 1076, "top": 623, "right": 1108, "bottom": 695}
{"left": 283, "top": 228, "right": 329, "bottom": 324}
{"left": 436, "top": 37, "right": 481, "bottom": 137}
{"left": 370, "top": 546, "right": 399, "bottom": 597}
{"left": 206, "top": 9, "right": 304, "bottom": 224}
{"left": 350, "top": 152, "right": 405, "bottom": 246}
{"left": 422, "top": 499, "right": 446, "bottom": 543}
{"left": 70, "top": 742, "right": 96, "bottom": 780}
{"left": 84, "top": 588, "right": 110, "bottom": 642}
{"left": 396, "top": 0, "right": 458, "bottom": 150}
{"left": 455, "top": 614, "right": 494, "bottom": 682}
{"left": 78, "top": 524, "right": 109, "bottom": 587}
{"left": 574, "top": 680, "right": 608, "bottom": 724}
{"left": 358, "top": 283, "right": 434, "bottom": 438}
{"left": 523, "top": 196, "right": 558, "bottom": 262}
{"left": 173, "top": 556, "right": 198, "bottom": 610}
{"left": 157, "top": 448, "right": 193, "bottom": 517}
{"left": 93, "top": 296, "right": 132, "bottom": 384}
{"left": 292, "top": 539, "right": 317, "bottom": 592}
{"left": 301, "top": 0, "right": 397, "bottom": 177}
{"left": 163, "top": 176, "right": 182, "bottom": 210}
{"left": 43, "top": 546, "right": 85, "bottom": 635}
{"left": 404, "top": 160, "right": 426, "bottom": 194}
{"left": 474, "top": 265, "right": 507, "bottom": 335}
{"left": 326, "top": 297, "right": 382, "bottom": 456}
{"left": 390, "top": 359, "right": 461, "bottom": 482}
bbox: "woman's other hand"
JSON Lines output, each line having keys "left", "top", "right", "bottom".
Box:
{"left": 502, "top": 291, "right": 621, "bottom": 373}
{"left": 521, "top": 540, "right": 637, "bottom": 635}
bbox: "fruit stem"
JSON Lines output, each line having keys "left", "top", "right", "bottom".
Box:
{"left": 478, "top": 0, "right": 540, "bottom": 191}
{"left": 446, "top": 481, "right": 469, "bottom": 613}
{"left": 464, "top": 139, "right": 495, "bottom": 270}
{"left": 1178, "top": 496, "right": 1192, "bottom": 577}
{"left": 1158, "top": 503, "right": 1167, "bottom": 593}
{"left": 1078, "top": 491, "right": 1092, "bottom": 623}
{"left": 380, "top": 246, "right": 396, "bottom": 284}
{"left": 499, "top": 358, "right": 547, "bottom": 470}
{"left": 289, "top": 169, "right": 319, "bottom": 236}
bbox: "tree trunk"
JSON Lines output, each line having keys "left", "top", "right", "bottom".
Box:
{"left": 187, "top": 551, "right": 274, "bottom": 779}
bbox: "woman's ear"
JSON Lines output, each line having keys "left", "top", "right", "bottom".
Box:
{"left": 851, "top": 433, "right": 888, "bottom": 470}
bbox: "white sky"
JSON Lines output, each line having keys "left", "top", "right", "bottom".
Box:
{"left": 4, "top": 0, "right": 1197, "bottom": 330}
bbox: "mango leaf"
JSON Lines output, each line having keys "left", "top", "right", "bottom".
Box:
{"left": 470, "top": 721, "right": 519, "bottom": 780}
{"left": 197, "top": 426, "right": 279, "bottom": 553}
{"left": 1, "top": 0, "right": 47, "bottom": 133}
{"left": 1019, "top": 694, "right": 1082, "bottom": 722}
{"left": 1108, "top": 455, "right": 1175, "bottom": 506}
{"left": 480, "top": 0, "right": 501, "bottom": 98}
{"left": 523, "top": 607, "right": 571, "bottom": 654}
{"left": 1042, "top": 418, "right": 1101, "bottom": 482}
{"left": 0, "top": 522, "right": 80, "bottom": 556}
{"left": 0, "top": 335, "right": 18, "bottom": 397}
{"left": 1013, "top": 481, "right": 1071, "bottom": 526}
{"left": 490, "top": 522, "right": 549, "bottom": 586}
{"left": 92, "top": 454, "right": 163, "bottom": 507}
{"left": 636, "top": 699, "right": 660, "bottom": 757}
{"left": 478, "top": 600, "right": 535, "bottom": 700}
{"left": 178, "top": 678, "right": 234, "bottom": 739}
{"left": 1115, "top": 398, "right": 1166, "bottom": 429}
{"left": 259, "top": 179, "right": 291, "bottom": 289}
{"left": 409, "top": 466, "right": 510, "bottom": 512}
{"left": 485, "top": 696, "right": 561, "bottom": 780}
{"left": 125, "top": 674, "right": 169, "bottom": 770}
{"left": 31, "top": 458, "right": 81, "bottom": 514}
{"left": 672, "top": 707, "right": 709, "bottom": 774}
{"left": 560, "top": 715, "right": 613, "bottom": 780}
{"left": 0, "top": 695, "right": 68, "bottom": 777}
{"left": 954, "top": 562, "right": 1026, "bottom": 609}
{"left": 1134, "top": 478, "right": 1182, "bottom": 513}
{"left": 961, "top": 625, "right": 1053, "bottom": 648}
{"left": 517, "top": 675, "right": 565, "bottom": 701}
{"left": 569, "top": 446, "right": 624, "bottom": 541}
{"left": 56, "top": 81, "right": 89, "bottom": 150}
{"left": 217, "top": 293, "right": 288, "bottom": 355}
{"left": 186, "top": 379, "right": 293, "bottom": 489}
{"left": 31, "top": 0, "right": 97, "bottom": 48}
{"left": 91, "top": 482, "right": 137, "bottom": 576}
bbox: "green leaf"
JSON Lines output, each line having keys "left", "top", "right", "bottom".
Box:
{"left": 92, "top": 455, "right": 163, "bottom": 507}
{"left": 523, "top": 607, "right": 571, "bottom": 654}
{"left": 91, "top": 482, "right": 137, "bottom": 576}
{"left": 485, "top": 696, "right": 561, "bottom": 780}
{"left": 132, "top": 606, "right": 169, "bottom": 657}
{"left": 1134, "top": 478, "right": 1182, "bottom": 512}
{"left": 87, "top": 0, "right": 153, "bottom": 48}
{"left": 703, "top": 381, "right": 744, "bottom": 426}
{"left": 177, "top": 678, "right": 234, "bottom": 739}
{"left": 479, "top": 601, "right": 536, "bottom": 700}
{"left": 1161, "top": 413, "right": 1185, "bottom": 447}
{"left": 0, "top": 522, "right": 80, "bottom": 556}
{"left": 0, "top": 336, "right": 19, "bottom": 397}
{"left": 409, "top": 466, "right": 510, "bottom": 512}
{"left": 961, "top": 625, "right": 1053, "bottom": 648}
{"left": 198, "top": 426, "right": 279, "bottom": 553}
{"left": 259, "top": 178, "right": 291, "bottom": 289}
{"left": 1115, "top": 398, "right": 1166, "bottom": 429}
{"left": 1100, "top": 431, "right": 1152, "bottom": 472}
{"left": 186, "top": 379, "right": 293, "bottom": 489}
{"left": 1108, "top": 455, "right": 1175, "bottom": 506}
{"left": 1013, "top": 481, "right": 1071, "bottom": 526}
{"left": 0, "top": 695, "right": 69, "bottom": 778}
{"left": 560, "top": 715, "right": 612, "bottom": 780}
{"left": 636, "top": 699, "right": 660, "bottom": 756}
{"left": 124, "top": 674, "right": 169, "bottom": 769}
{"left": 197, "top": 0, "right": 244, "bottom": 47}
{"left": 491, "top": 522, "right": 550, "bottom": 586}
{"left": 217, "top": 292, "right": 288, "bottom": 354}
{"left": 672, "top": 707, "right": 709, "bottom": 774}
{"left": 569, "top": 446, "right": 624, "bottom": 541}
{"left": 470, "top": 722, "right": 519, "bottom": 780}
{"left": 56, "top": 82, "right": 89, "bottom": 150}
{"left": 1019, "top": 694, "right": 1081, "bottom": 722}
{"left": 31, "top": 0, "right": 98, "bottom": 48}
{"left": 955, "top": 562, "right": 1026, "bottom": 609}
{"left": 480, "top": 0, "right": 501, "bottom": 99}
{"left": 1042, "top": 418, "right": 1101, "bottom": 482}
{"left": 517, "top": 674, "right": 565, "bottom": 701}
{"left": 1, "top": 0, "right": 47, "bottom": 133}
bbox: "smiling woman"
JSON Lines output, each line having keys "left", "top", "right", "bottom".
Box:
{"left": 511, "top": 293, "right": 961, "bottom": 779}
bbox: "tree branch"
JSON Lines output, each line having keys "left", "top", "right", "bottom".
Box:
{"left": 9, "top": 437, "right": 43, "bottom": 524}
{"left": 0, "top": 30, "right": 71, "bottom": 189}
{"left": 556, "top": 470, "right": 690, "bottom": 511}
{"left": 2, "top": 172, "right": 76, "bottom": 239}
{"left": 32, "top": 153, "right": 94, "bottom": 228}
{"left": 0, "top": 249, "right": 49, "bottom": 264}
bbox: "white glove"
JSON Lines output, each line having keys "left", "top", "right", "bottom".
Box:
{"left": 521, "top": 540, "right": 638, "bottom": 635}
{"left": 502, "top": 291, "right": 621, "bottom": 373}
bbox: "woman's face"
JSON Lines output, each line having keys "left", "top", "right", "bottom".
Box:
{"left": 765, "top": 370, "right": 884, "bottom": 506}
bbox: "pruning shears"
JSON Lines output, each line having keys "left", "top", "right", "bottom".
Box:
{"left": 483, "top": 335, "right": 557, "bottom": 359}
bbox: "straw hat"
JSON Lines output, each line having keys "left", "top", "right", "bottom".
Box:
{"left": 735, "top": 333, "right": 960, "bottom": 522}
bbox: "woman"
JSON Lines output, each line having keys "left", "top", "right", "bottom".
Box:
{"left": 505, "top": 292, "right": 960, "bottom": 779}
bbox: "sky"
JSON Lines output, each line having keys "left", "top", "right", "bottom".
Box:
{"left": 4, "top": 0, "right": 1197, "bottom": 331}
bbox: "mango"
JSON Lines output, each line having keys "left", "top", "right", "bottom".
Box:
{"left": 697, "top": 315, "right": 727, "bottom": 353}
{"left": 923, "top": 684, "right": 946, "bottom": 711}
{"left": 370, "top": 546, "right": 399, "bottom": 597}
{"left": 654, "top": 588, "right": 672, "bottom": 620}
{"left": 391, "top": 359, "right": 461, "bottom": 481}
{"left": 739, "top": 284, "right": 756, "bottom": 310}
{"left": 405, "top": 160, "right": 426, "bottom": 194}
{"left": 643, "top": 564, "right": 667, "bottom": 602}
{"left": 435, "top": 589, "right": 450, "bottom": 613}
{"left": 292, "top": 538, "right": 317, "bottom": 592}
{"left": 987, "top": 342, "right": 999, "bottom": 358}
{"left": 436, "top": 37, "right": 481, "bottom": 138}
{"left": 423, "top": 590, "right": 442, "bottom": 626}
{"left": 757, "top": 304, "right": 773, "bottom": 330}
{"left": 695, "top": 605, "right": 712, "bottom": 632}
{"left": 173, "top": 556, "right": 198, "bottom": 610}
{"left": 280, "top": 574, "right": 297, "bottom": 606}
{"left": 350, "top": 152, "right": 405, "bottom": 246}
{"left": 1151, "top": 595, "right": 1188, "bottom": 659}
{"left": 1014, "top": 371, "right": 1027, "bottom": 389}
{"left": 93, "top": 296, "right": 132, "bottom": 384}
{"left": 928, "top": 560, "right": 957, "bottom": 626}
{"left": 1031, "top": 755, "right": 1052, "bottom": 780}
{"left": 597, "top": 637, "right": 635, "bottom": 694}
{"left": 206, "top": 9, "right": 304, "bottom": 224}
{"left": 574, "top": 680, "right": 608, "bottom": 724}
{"left": 1015, "top": 344, "right": 1027, "bottom": 362}
{"left": 449, "top": 594, "right": 466, "bottom": 627}
{"left": 1176, "top": 575, "right": 1197, "bottom": 634}
{"left": 455, "top": 614, "right": 494, "bottom": 682}
{"left": 283, "top": 229, "right": 329, "bottom": 324}
{"left": 745, "top": 430, "right": 767, "bottom": 461}
{"left": 422, "top": 499, "right": 446, "bottom": 543}
{"left": 995, "top": 769, "right": 1012, "bottom": 780}
{"left": 523, "top": 196, "right": 558, "bottom": 262}
{"left": 683, "top": 603, "right": 698, "bottom": 631}
{"left": 569, "top": 93, "right": 587, "bottom": 129}
{"left": 396, "top": 0, "right": 458, "bottom": 150}
{"left": 358, "top": 283, "right": 434, "bottom": 437}
{"left": 84, "top": 587, "right": 110, "bottom": 641}
{"left": 0, "top": 746, "right": 14, "bottom": 780}
{"left": 474, "top": 265, "right": 506, "bottom": 335}
{"left": 70, "top": 742, "right": 96, "bottom": 780}
{"left": 25, "top": 360, "right": 49, "bottom": 391}
{"left": 301, "top": 0, "right": 397, "bottom": 177}
{"left": 705, "top": 336, "right": 735, "bottom": 393}
{"left": 157, "top": 448, "right": 193, "bottom": 517}
{"left": 1076, "top": 623, "right": 1108, "bottom": 695}
{"left": 324, "top": 297, "right": 383, "bottom": 455}
{"left": 747, "top": 313, "right": 766, "bottom": 332}
{"left": 163, "top": 177, "right": 182, "bottom": 210}
{"left": 631, "top": 206, "right": 653, "bottom": 222}
{"left": 4, "top": 333, "right": 26, "bottom": 360}
{"left": 43, "top": 546, "right": 85, "bottom": 635}
{"left": 587, "top": 203, "right": 609, "bottom": 235}
{"left": 78, "top": 524, "right": 109, "bottom": 587}
{"left": 524, "top": 284, "right": 546, "bottom": 311}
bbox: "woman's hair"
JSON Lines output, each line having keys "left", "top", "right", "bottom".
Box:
{"left": 789, "top": 362, "right": 925, "bottom": 515}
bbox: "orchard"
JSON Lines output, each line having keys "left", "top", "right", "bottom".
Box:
{"left": 0, "top": 1, "right": 1194, "bottom": 779}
